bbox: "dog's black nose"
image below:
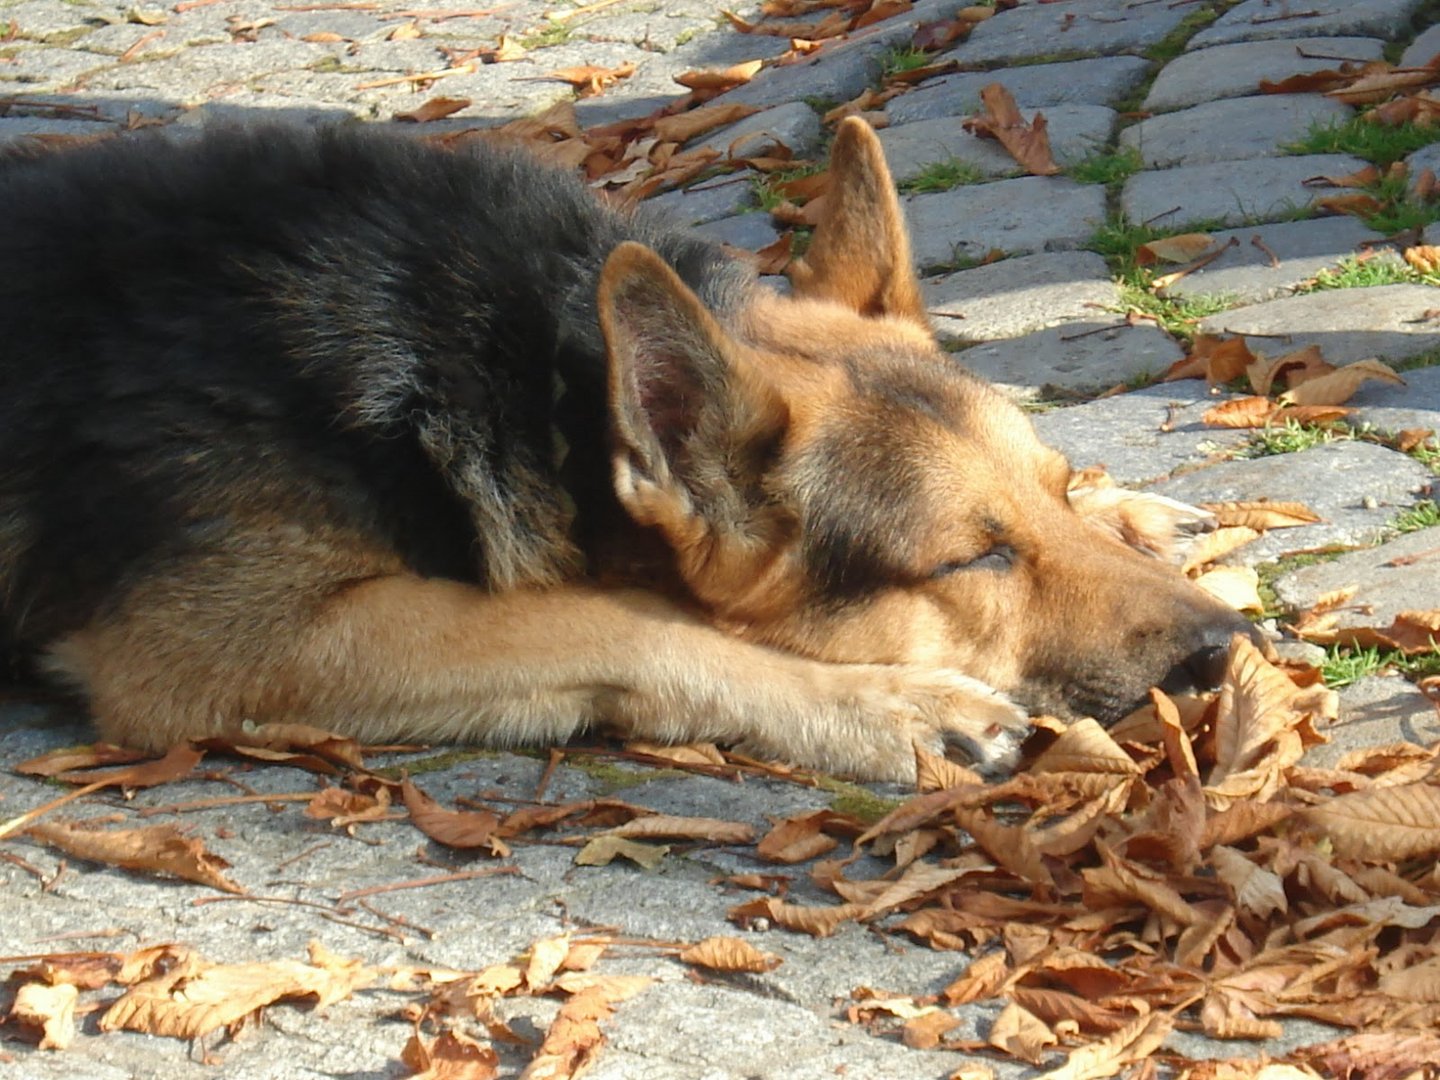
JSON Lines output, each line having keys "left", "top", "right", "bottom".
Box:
{"left": 1159, "top": 621, "right": 1264, "bottom": 694}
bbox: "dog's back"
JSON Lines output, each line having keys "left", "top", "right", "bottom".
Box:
{"left": 0, "top": 125, "right": 751, "bottom": 660}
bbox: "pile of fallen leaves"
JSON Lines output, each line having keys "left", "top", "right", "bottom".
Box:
{"left": 5, "top": 623, "right": 1440, "bottom": 1077}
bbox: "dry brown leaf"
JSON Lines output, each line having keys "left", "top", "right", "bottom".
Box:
{"left": 954, "top": 807, "right": 1052, "bottom": 884}
{"left": 1297, "top": 1031, "right": 1440, "bottom": 1078}
{"left": 728, "top": 896, "right": 865, "bottom": 936}
{"left": 1136, "top": 233, "right": 1216, "bottom": 266}
{"left": 1328, "top": 66, "right": 1440, "bottom": 105}
{"left": 402, "top": 780, "right": 508, "bottom": 854}
{"left": 1210, "top": 844, "right": 1287, "bottom": 920}
{"left": 1200, "top": 500, "right": 1321, "bottom": 530}
{"left": 915, "top": 746, "right": 986, "bottom": 792}
{"left": 1300, "top": 782, "right": 1440, "bottom": 860}
{"left": 607, "top": 814, "right": 754, "bottom": 844}
{"left": 518, "top": 980, "right": 645, "bottom": 1080}
{"left": 1181, "top": 526, "right": 1261, "bottom": 574}
{"left": 195, "top": 722, "right": 365, "bottom": 773}
{"left": 1033, "top": 1011, "right": 1173, "bottom": 1080}
{"left": 673, "top": 59, "right": 764, "bottom": 90}
{"left": 650, "top": 102, "right": 762, "bottom": 144}
{"left": 525, "top": 934, "right": 572, "bottom": 990}
{"left": 943, "top": 950, "right": 1009, "bottom": 1004}
{"left": 52, "top": 743, "right": 203, "bottom": 788}
{"left": 987, "top": 1001, "right": 1058, "bottom": 1064}
{"left": 1404, "top": 244, "right": 1440, "bottom": 275}
{"left": 1030, "top": 718, "right": 1141, "bottom": 776}
{"left": 100, "top": 950, "right": 372, "bottom": 1039}
{"left": 1315, "top": 192, "right": 1384, "bottom": 218}
{"left": 1246, "top": 343, "right": 1334, "bottom": 396}
{"left": 9, "top": 982, "right": 79, "bottom": 1049}
{"left": 1193, "top": 565, "right": 1264, "bottom": 614}
{"left": 401, "top": 1029, "right": 501, "bottom": 1079}
{"left": 963, "top": 82, "right": 1059, "bottom": 176}
{"left": 1278, "top": 357, "right": 1405, "bottom": 406}
{"left": 15, "top": 743, "right": 149, "bottom": 777}
{"left": 623, "top": 739, "right": 727, "bottom": 766}
{"left": 544, "top": 60, "right": 637, "bottom": 98}
{"left": 679, "top": 935, "right": 782, "bottom": 973}
{"left": 396, "top": 96, "right": 472, "bottom": 123}
{"left": 900, "top": 1006, "right": 959, "bottom": 1049}
{"left": 305, "top": 784, "right": 391, "bottom": 827}
{"left": 26, "top": 820, "right": 243, "bottom": 893}
{"left": 573, "top": 834, "right": 669, "bottom": 869}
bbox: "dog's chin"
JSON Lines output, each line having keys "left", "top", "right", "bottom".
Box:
{"left": 1013, "top": 682, "right": 1149, "bottom": 728}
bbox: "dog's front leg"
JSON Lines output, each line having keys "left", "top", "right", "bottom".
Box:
{"left": 292, "top": 579, "right": 1027, "bottom": 783}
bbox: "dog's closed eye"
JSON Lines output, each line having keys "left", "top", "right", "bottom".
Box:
{"left": 931, "top": 545, "right": 1015, "bottom": 577}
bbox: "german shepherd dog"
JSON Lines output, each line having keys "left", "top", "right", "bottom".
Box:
{"left": 0, "top": 118, "right": 1251, "bottom": 782}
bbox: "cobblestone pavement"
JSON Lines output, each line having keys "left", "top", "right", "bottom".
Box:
{"left": 4, "top": 0, "right": 1440, "bottom": 1077}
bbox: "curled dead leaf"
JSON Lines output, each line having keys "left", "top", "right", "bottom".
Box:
{"left": 679, "top": 935, "right": 782, "bottom": 973}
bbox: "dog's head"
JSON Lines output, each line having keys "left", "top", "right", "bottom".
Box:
{"left": 598, "top": 118, "right": 1254, "bottom": 724}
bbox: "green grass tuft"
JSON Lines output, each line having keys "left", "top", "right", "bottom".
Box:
{"left": 1244, "top": 419, "right": 1345, "bottom": 457}
{"left": 1143, "top": 1, "right": 1239, "bottom": 64}
{"left": 1299, "top": 254, "right": 1434, "bottom": 292}
{"left": 879, "top": 45, "right": 931, "bottom": 79}
{"left": 1391, "top": 499, "right": 1440, "bottom": 533}
{"left": 1288, "top": 116, "right": 1440, "bottom": 168}
{"left": 901, "top": 157, "right": 987, "bottom": 194}
{"left": 1067, "top": 146, "right": 1143, "bottom": 187}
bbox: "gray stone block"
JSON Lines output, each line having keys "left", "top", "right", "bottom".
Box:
{"left": 877, "top": 105, "right": 1114, "bottom": 184}
{"left": 1196, "top": 284, "right": 1440, "bottom": 366}
{"left": 694, "top": 101, "right": 823, "bottom": 160}
{"left": 886, "top": 56, "right": 1151, "bottom": 123}
{"left": 1121, "top": 94, "right": 1351, "bottom": 169}
{"left": 1272, "top": 526, "right": 1440, "bottom": 629}
{"left": 1189, "top": 0, "right": 1430, "bottom": 49}
{"left": 1407, "top": 143, "right": 1440, "bottom": 193}
{"left": 1162, "top": 217, "right": 1385, "bottom": 303}
{"left": 691, "top": 212, "right": 782, "bottom": 251}
{"left": 1307, "top": 676, "right": 1440, "bottom": 769}
{"left": 1149, "top": 442, "right": 1434, "bottom": 564}
{"left": 955, "top": 322, "right": 1183, "bottom": 400}
{"left": 1119, "top": 152, "right": 1370, "bottom": 229}
{"left": 719, "top": 34, "right": 882, "bottom": 109}
{"left": 923, "top": 250, "right": 1121, "bottom": 346}
{"left": 1031, "top": 382, "right": 1252, "bottom": 485}
{"left": 1348, "top": 367, "right": 1440, "bottom": 434}
{"left": 904, "top": 176, "right": 1107, "bottom": 270}
{"left": 952, "top": 0, "right": 1190, "bottom": 66}
{"left": 1146, "top": 37, "right": 1386, "bottom": 112}
{"left": 647, "top": 177, "right": 757, "bottom": 225}
{"left": 1402, "top": 23, "right": 1440, "bottom": 67}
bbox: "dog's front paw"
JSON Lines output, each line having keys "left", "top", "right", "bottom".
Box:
{"left": 883, "top": 666, "right": 1029, "bottom": 779}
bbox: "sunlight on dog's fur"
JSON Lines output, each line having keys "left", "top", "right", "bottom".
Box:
{"left": 0, "top": 118, "right": 1254, "bottom": 782}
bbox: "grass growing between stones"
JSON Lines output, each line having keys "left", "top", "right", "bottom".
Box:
{"left": 751, "top": 162, "right": 826, "bottom": 211}
{"left": 1142, "top": 0, "right": 1241, "bottom": 64}
{"left": 1067, "top": 146, "right": 1143, "bottom": 188}
{"left": 901, "top": 158, "right": 987, "bottom": 193}
{"left": 1245, "top": 419, "right": 1345, "bottom": 457}
{"left": 1090, "top": 217, "right": 1243, "bottom": 341}
{"left": 880, "top": 45, "right": 931, "bottom": 79}
{"left": 1254, "top": 550, "right": 1348, "bottom": 618}
{"left": 1297, "top": 254, "right": 1437, "bottom": 292}
{"left": 1321, "top": 644, "right": 1440, "bottom": 688}
{"left": 1289, "top": 116, "right": 1440, "bottom": 169}
{"left": 1391, "top": 499, "right": 1440, "bottom": 533}
{"left": 518, "top": 21, "right": 573, "bottom": 49}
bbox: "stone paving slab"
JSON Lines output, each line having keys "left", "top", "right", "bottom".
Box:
{"left": 923, "top": 250, "right": 1120, "bottom": 346}
{"left": 1189, "top": 0, "right": 1431, "bottom": 50}
{"left": 1308, "top": 676, "right": 1440, "bottom": 769}
{"left": 1144, "top": 37, "right": 1387, "bottom": 112}
{"left": 1031, "top": 382, "right": 1251, "bottom": 486}
{"left": 1197, "top": 284, "right": 1440, "bottom": 365}
{"left": 1120, "top": 93, "right": 1351, "bottom": 169}
{"left": 885, "top": 55, "right": 1152, "bottom": 124}
{"left": 1120, "top": 153, "right": 1371, "bottom": 230}
{"left": 1402, "top": 23, "right": 1440, "bottom": 66}
{"left": 695, "top": 101, "right": 824, "bottom": 160}
{"left": 904, "top": 175, "right": 1106, "bottom": 269}
{"left": 951, "top": 0, "right": 1191, "bottom": 67}
{"left": 955, "top": 321, "right": 1183, "bottom": 400}
{"left": 1162, "top": 216, "right": 1386, "bottom": 303}
{"left": 1349, "top": 367, "right": 1440, "bottom": 433}
{"left": 1271, "top": 525, "right": 1440, "bottom": 630}
{"left": 877, "top": 104, "right": 1113, "bottom": 184}
{"left": 1149, "top": 442, "right": 1435, "bottom": 565}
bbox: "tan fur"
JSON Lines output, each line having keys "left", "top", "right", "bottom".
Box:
{"left": 41, "top": 120, "right": 1247, "bottom": 783}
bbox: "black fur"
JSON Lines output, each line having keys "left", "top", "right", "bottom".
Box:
{"left": 0, "top": 124, "right": 754, "bottom": 661}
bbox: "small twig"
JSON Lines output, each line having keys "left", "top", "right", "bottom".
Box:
{"left": 1142, "top": 206, "right": 1181, "bottom": 228}
{"left": 1212, "top": 328, "right": 1292, "bottom": 340}
{"left": 336, "top": 866, "right": 519, "bottom": 907}
{"left": 1153, "top": 236, "right": 1241, "bottom": 290}
{"left": 1059, "top": 322, "right": 1127, "bottom": 342}
{"left": 354, "top": 63, "right": 476, "bottom": 90}
{"left": 534, "top": 748, "right": 564, "bottom": 803}
{"left": 119, "top": 30, "right": 164, "bottom": 63}
{"left": 137, "top": 792, "right": 314, "bottom": 817}
{"left": 549, "top": 0, "right": 628, "bottom": 22}
{"left": 1251, "top": 9, "right": 1321, "bottom": 25}
{"left": 31, "top": 928, "right": 135, "bottom": 945}
{"left": 0, "top": 780, "right": 109, "bottom": 841}
{"left": 357, "top": 898, "right": 435, "bottom": 939}
{"left": 379, "top": 6, "right": 513, "bottom": 20}
{"left": 1251, "top": 234, "right": 1281, "bottom": 268}
{"left": 1295, "top": 46, "right": 1373, "bottom": 61}
{"left": 273, "top": 840, "right": 333, "bottom": 872}
{"left": 1, "top": 850, "right": 47, "bottom": 882}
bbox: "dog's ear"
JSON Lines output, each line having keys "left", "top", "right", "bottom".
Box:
{"left": 599, "top": 242, "right": 790, "bottom": 577}
{"left": 787, "top": 117, "right": 927, "bottom": 327}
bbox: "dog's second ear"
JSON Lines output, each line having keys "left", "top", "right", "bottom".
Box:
{"left": 787, "top": 117, "right": 927, "bottom": 327}
{"left": 599, "top": 242, "right": 791, "bottom": 596}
